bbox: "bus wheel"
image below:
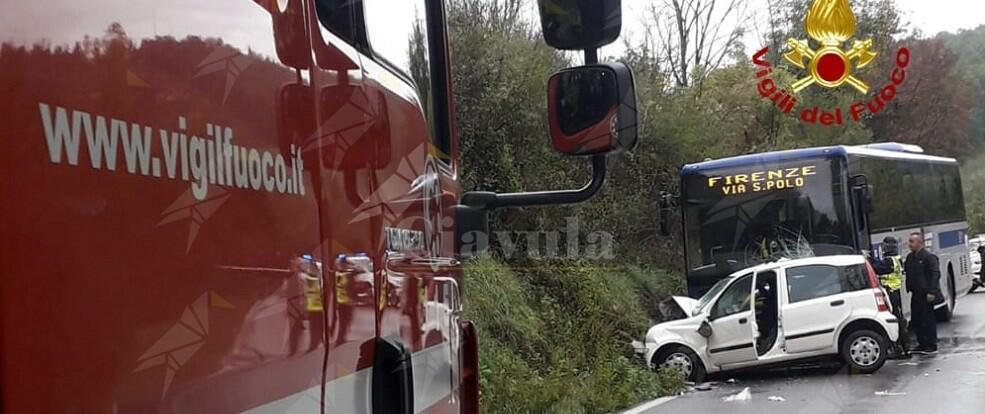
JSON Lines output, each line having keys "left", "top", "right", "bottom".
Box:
{"left": 935, "top": 274, "right": 955, "bottom": 322}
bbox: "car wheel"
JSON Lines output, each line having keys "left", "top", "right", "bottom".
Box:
{"left": 654, "top": 345, "right": 706, "bottom": 383}
{"left": 841, "top": 329, "right": 888, "bottom": 374}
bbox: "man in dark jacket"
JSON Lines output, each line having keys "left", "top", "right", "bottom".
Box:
{"left": 904, "top": 232, "right": 941, "bottom": 353}
{"left": 973, "top": 245, "right": 985, "bottom": 293}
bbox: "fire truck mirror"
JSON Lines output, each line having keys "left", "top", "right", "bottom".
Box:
{"left": 537, "top": 0, "right": 622, "bottom": 50}
{"left": 548, "top": 62, "right": 638, "bottom": 156}
{"left": 320, "top": 87, "right": 392, "bottom": 171}
{"left": 270, "top": 0, "right": 312, "bottom": 69}
{"left": 277, "top": 82, "right": 316, "bottom": 165}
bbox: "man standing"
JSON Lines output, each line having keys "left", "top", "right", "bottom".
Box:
{"left": 973, "top": 245, "right": 985, "bottom": 293}
{"left": 904, "top": 233, "right": 942, "bottom": 354}
{"left": 870, "top": 237, "right": 908, "bottom": 357}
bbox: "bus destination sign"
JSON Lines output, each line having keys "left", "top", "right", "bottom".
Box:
{"left": 707, "top": 165, "right": 817, "bottom": 195}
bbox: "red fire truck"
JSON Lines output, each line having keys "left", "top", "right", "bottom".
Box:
{"left": 0, "top": 0, "right": 636, "bottom": 412}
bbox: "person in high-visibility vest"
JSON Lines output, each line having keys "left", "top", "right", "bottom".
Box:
{"left": 869, "top": 237, "right": 909, "bottom": 358}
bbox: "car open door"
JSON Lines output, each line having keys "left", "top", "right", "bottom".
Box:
{"left": 706, "top": 274, "right": 758, "bottom": 367}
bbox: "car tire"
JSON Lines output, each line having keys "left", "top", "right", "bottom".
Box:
{"left": 654, "top": 345, "right": 706, "bottom": 383}
{"left": 841, "top": 329, "right": 888, "bottom": 374}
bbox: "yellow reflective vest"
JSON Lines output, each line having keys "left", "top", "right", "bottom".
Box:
{"left": 881, "top": 256, "right": 903, "bottom": 291}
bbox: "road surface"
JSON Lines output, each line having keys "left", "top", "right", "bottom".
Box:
{"left": 629, "top": 290, "right": 985, "bottom": 414}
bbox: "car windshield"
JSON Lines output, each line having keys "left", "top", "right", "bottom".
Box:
{"left": 694, "top": 276, "right": 732, "bottom": 314}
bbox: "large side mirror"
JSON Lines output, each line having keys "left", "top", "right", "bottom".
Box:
{"left": 270, "top": 0, "right": 312, "bottom": 69}
{"left": 277, "top": 82, "right": 316, "bottom": 164}
{"left": 277, "top": 83, "right": 392, "bottom": 171}
{"left": 320, "top": 87, "right": 392, "bottom": 171}
{"left": 851, "top": 174, "right": 874, "bottom": 214}
{"left": 861, "top": 185, "right": 874, "bottom": 214}
{"left": 537, "top": 0, "right": 622, "bottom": 50}
{"left": 548, "top": 63, "right": 637, "bottom": 156}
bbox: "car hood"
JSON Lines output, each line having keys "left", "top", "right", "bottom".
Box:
{"left": 659, "top": 295, "right": 700, "bottom": 320}
{"left": 645, "top": 312, "right": 705, "bottom": 343}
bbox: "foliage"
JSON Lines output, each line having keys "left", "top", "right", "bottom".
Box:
{"left": 463, "top": 256, "right": 685, "bottom": 413}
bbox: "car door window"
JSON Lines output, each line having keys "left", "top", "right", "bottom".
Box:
{"left": 841, "top": 264, "right": 871, "bottom": 292}
{"left": 786, "top": 265, "right": 842, "bottom": 302}
{"left": 712, "top": 275, "right": 753, "bottom": 319}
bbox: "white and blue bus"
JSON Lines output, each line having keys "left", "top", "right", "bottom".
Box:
{"left": 671, "top": 143, "right": 974, "bottom": 321}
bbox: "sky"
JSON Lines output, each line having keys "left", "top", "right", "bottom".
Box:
{"left": 1, "top": 0, "right": 980, "bottom": 68}
{"left": 597, "top": 0, "right": 985, "bottom": 59}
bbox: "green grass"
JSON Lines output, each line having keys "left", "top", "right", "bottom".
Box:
{"left": 463, "top": 257, "right": 685, "bottom": 413}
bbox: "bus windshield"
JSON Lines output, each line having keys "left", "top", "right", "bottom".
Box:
{"left": 682, "top": 157, "right": 855, "bottom": 280}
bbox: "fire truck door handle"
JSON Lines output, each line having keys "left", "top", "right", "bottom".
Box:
{"left": 372, "top": 336, "right": 414, "bottom": 414}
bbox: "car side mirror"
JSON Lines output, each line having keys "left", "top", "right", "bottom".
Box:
{"left": 698, "top": 320, "right": 713, "bottom": 338}
{"left": 548, "top": 63, "right": 637, "bottom": 156}
{"left": 269, "top": 0, "right": 312, "bottom": 69}
{"left": 537, "top": 0, "right": 622, "bottom": 50}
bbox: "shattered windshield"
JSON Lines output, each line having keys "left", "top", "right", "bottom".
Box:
{"left": 683, "top": 157, "right": 855, "bottom": 275}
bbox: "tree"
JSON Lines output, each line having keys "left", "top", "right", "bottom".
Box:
{"left": 867, "top": 38, "right": 976, "bottom": 157}
{"left": 644, "top": 0, "right": 750, "bottom": 89}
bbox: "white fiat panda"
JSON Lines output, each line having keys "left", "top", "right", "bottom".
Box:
{"left": 643, "top": 255, "right": 899, "bottom": 382}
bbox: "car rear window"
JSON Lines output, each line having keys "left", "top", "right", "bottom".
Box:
{"left": 786, "top": 263, "right": 869, "bottom": 303}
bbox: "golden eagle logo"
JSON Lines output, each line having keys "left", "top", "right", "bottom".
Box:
{"left": 784, "top": 0, "right": 877, "bottom": 93}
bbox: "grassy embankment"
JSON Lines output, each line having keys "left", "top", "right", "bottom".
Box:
{"left": 463, "top": 256, "right": 685, "bottom": 413}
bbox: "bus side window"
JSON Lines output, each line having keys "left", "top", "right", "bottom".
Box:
{"left": 363, "top": 0, "right": 451, "bottom": 161}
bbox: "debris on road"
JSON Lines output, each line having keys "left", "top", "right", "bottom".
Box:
{"left": 726, "top": 378, "right": 738, "bottom": 384}
{"left": 768, "top": 396, "right": 786, "bottom": 402}
{"left": 897, "top": 362, "right": 919, "bottom": 366}
{"left": 875, "top": 391, "right": 907, "bottom": 396}
{"left": 693, "top": 382, "right": 718, "bottom": 391}
{"left": 722, "top": 387, "right": 752, "bottom": 402}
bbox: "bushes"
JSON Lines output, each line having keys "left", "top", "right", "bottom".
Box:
{"left": 464, "top": 257, "right": 685, "bottom": 413}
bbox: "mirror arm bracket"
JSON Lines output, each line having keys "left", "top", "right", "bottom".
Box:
{"left": 584, "top": 48, "right": 599, "bottom": 65}
{"left": 461, "top": 155, "right": 606, "bottom": 210}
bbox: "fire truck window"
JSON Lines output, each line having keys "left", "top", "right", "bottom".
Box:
{"left": 364, "top": 0, "right": 444, "bottom": 158}
{"left": 314, "top": 0, "right": 361, "bottom": 45}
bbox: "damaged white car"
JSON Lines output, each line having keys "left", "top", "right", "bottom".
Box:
{"left": 642, "top": 256, "right": 899, "bottom": 382}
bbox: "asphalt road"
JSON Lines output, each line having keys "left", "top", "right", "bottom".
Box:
{"left": 629, "top": 290, "right": 985, "bottom": 414}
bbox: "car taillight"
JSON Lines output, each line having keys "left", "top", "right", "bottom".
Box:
{"left": 865, "top": 262, "right": 890, "bottom": 312}
{"left": 873, "top": 289, "right": 889, "bottom": 312}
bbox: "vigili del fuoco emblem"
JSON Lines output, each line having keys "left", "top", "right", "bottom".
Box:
{"left": 784, "top": 0, "right": 877, "bottom": 93}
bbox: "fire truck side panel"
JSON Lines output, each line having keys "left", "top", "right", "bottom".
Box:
{"left": 0, "top": 0, "right": 464, "bottom": 412}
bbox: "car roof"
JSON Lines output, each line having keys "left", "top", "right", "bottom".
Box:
{"left": 726, "top": 255, "right": 866, "bottom": 278}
